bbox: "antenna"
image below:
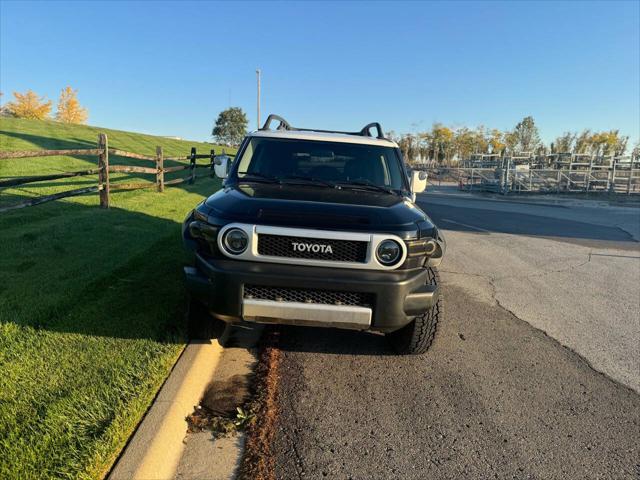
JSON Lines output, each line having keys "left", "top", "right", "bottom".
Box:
{"left": 256, "top": 69, "right": 261, "bottom": 129}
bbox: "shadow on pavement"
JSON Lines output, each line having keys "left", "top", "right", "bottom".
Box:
{"left": 417, "top": 199, "right": 639, "bottom": 248}
{"left": 272, "top": 324, "right": 397, "bottom": 356}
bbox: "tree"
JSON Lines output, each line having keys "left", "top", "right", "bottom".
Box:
{"left": 488, "top": 129, "right": 506, "bottom": 155}
{"left": 512, "top": 116, "right": 541, "bottom": 153}
{"left": 398, "top": 134, "right": 419, "bottom": 163}
{"left": 212, "top": 107, "right": 248, "bottom": 146}
{"left": 552, "top": 132, "right": 576, "bottom": 153}
{"left": 0, "top": 92, "right": 8, "bottom": 116}
{"left": 388, "top": 119, "right": 632, "bottom": 160}
{"left": 574, "top": 129, "right": 592, "bottom": 154}
{"left": 613, "top": 133, "right": 629, "bottom": 156}
{"left": 472, "top": 126, "right": 489, "bottom": 154}
{"left": 56, "top": 86, "right": 88, "bottom": 124}
{"left": 6, "top": 90, "right": 52, "bottom": 119}
{"left": 589, "top": 132, "right": 609, "bottom": 156}
{"left": 534, "top": 143, "right": 548, "bottom": 155}
{"left": 503, "top": 131, "right": 519, "bottom": 155}
{"left": 428, "top": 124, "right": 454, "bottom": 163}
{"left": 417, "top": 131, "right": 431, "bottom": 162}
{"left": 453, "top": 128, "right": 475, "bottom": 160}
{"left": 596, "top": 130, "right": 627, "bottom": 156}
{"left": 452, "top": 126, "right": 489, "bottom": 160}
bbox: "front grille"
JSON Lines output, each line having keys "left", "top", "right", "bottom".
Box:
{"left": 244, "top": 285, "right": 374, "bottom": 307}
{"left": 257, "top": 234, "right": 368, "bottom": 262}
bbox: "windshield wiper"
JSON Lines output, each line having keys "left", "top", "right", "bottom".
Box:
{"left": 237, "top": 172, "right": 280, "bottom": 184}
{"left": 279, "top": 175, "right": 337, "bottom": 188}
{"left": 337, "top": 180, "right": 398, "bottom": 195}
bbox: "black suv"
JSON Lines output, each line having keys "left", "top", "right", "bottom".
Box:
{"left": 183, "top": 115, "right": 445, "bottom": 354}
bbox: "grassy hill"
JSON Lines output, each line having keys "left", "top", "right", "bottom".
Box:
{"left": 0, "top": 118, "right": 232, "bottom": 479}
{"left": 0, "top": 117, "right": 230, "bottom": 209}
{"left": 0, "top": 116, "right": 217, "bottom": 154}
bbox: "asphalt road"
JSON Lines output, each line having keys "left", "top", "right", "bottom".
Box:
{"left": 266, "top": 190, "right": 640, "bottom": 479}
{"left": 419, "top": 190, "right": 640, "bottom": 393}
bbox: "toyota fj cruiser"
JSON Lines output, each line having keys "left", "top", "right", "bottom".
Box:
{"left": 183, "top": 115, "right": 445, "bottom": 354}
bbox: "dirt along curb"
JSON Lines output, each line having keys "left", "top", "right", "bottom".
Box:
{"left": 175, "top": 323, "right": 263, "bottom": 480}
{"left": 109, "top": 340, "right": 224, "bottom": 480}
{"left": 236, "top": 329, "right": 282, "bottom": 480}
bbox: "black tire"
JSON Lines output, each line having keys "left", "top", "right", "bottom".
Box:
{"left": 186, "top": 295, "right": 224, "bottom": 340}
{"left": 387, "top": 267, "right": 442, "bottom": 355}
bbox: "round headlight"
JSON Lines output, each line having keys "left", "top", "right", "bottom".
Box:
{"left": 223, "top": 228, "right": 248, "bottom": 254}
{"left": 376, "top": 240, "right": 402, "bottom": 266}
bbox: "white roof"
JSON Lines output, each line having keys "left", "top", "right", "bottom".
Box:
{"left": 248, "top": 129, "right": 398, "bottom": 147}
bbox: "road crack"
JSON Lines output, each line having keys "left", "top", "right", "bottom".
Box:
{"left": 442, "top": 258, "right": 638, "bottom": 395}
{"left": 442, "top": 253, "right": 591, "bottom": 285}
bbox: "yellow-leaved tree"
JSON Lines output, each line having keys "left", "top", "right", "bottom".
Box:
{"left": 56, "top": 86, "right": 88, "bottom": 124}
{"left": 430, "top": 124, "right": 454, "bottom": 163}
{"left": 6, "top": 90, "right": 53, "bottom": 119}
{"left": 489, "top": 129, "right": 506, "bottom": 155}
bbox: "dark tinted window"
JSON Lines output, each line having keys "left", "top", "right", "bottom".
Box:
{"left": 236, "top": 138, "right": 405, "bottom": 190}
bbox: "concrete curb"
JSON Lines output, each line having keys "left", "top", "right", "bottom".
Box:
{"left": 109, "top": 340, "right": 224, "bottom": 480}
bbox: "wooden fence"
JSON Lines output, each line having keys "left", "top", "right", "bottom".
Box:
{"left": 0, "top": 134, "right": 232, "bottom": 213}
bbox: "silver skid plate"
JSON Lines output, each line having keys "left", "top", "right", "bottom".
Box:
{"left": 242, "top": 299, "right": 372, "bottom": 330}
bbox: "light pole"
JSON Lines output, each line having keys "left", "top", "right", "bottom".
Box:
{"left": 256, "top": 69, "right": 261, "bottom": 129}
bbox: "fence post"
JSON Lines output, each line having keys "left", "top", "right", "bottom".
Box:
{"left": 98, "top": 133, "right": 109, "bottom": 208}
{"left": 210, "top": 148, "right": 216, "bottom": 177}
{"left": 504, "top": 161, "right": 509, "bottom": 194}
{"left": 609, "top": 158, "right": 616, "bottom": 193}
{"left": 189, "top": 147, "right": 196, "bottom": 184}
{"left": 156, "top": 146, "right": 164, "bottom": 192}
{"left": 557, "top": 170, "right": 561, "bottom": 193}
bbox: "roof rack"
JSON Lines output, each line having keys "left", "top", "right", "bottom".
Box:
{"left": 259, "top": 114, "right": 387, "bottom": 140}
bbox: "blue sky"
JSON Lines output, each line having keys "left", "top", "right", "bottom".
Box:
{"left": 1, "top": 1, "right": 638, "bottom": 146}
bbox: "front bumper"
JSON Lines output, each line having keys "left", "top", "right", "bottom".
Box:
{"left": 185, "top": 254, "right": 439, "bottom": 332}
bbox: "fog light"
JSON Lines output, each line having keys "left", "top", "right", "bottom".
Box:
{"left": 376, "top": 240, "right": 401, "bottom": 266}
{"left": 223, "top": 228, "right": 248, "bottom": 254}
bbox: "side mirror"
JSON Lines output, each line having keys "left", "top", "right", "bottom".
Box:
{"left": 410, "top": 170, "right": 427, "bottom": 195}
{"left": 213, "top": 155, "right": 231, "bottom": 179}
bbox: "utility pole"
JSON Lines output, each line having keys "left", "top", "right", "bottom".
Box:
{"left": 256, "top": 68, "right": 261, "bottom": 129}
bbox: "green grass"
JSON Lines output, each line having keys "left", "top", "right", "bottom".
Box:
{"left": 0, "top": 117, "right": 232, "bottom": 479}
{"left": 0, "top": 117, "right": 231, "bottom": 208}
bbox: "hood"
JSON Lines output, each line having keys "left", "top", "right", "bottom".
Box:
{"left": 200, "top": 184, "right": 434, "bottom": 236}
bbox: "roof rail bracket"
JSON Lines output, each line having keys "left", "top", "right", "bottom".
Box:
{"left": 259, "top": 114, "right": 387, "bottom": 140}
{"left": 260, "top": 114, "right": 292, "bottom": 131}
{"left": 359, "top": 122, "right": 385, "bottom": 139}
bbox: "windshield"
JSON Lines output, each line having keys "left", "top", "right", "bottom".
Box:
{"left": 234, "top": 137, "right": 406, "bottom": 191}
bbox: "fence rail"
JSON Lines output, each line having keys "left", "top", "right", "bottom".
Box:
{"left": 0, "top": 168, "right": 102, "bottom": 188}
{"left": 0, "top": 134, "right": 233, "bottom": 213}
